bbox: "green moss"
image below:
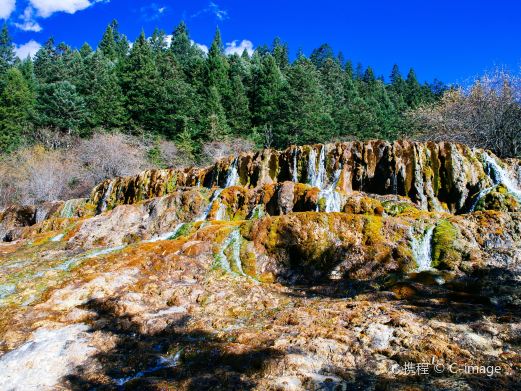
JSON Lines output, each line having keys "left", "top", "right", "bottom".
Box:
{"left": 382, "top": 201, "right": 418, "bottom": 216}
{"left": 171, "top": 223, "right": 193, "bottom": 240}
{"left": 431, "top": 220, "right": 461, "bottom": 269}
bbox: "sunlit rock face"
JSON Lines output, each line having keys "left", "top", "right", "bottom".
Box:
{"left": 91, "top": 140, "right": 507, "bottom": 214}
{"left": 1, "top": 140, "right": 521, "bottom": 390}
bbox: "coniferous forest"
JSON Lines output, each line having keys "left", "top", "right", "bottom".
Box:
{"left": 0, "top": 21, "right": 446, "bottom": 156}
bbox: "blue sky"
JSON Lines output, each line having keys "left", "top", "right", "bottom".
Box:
{"left": 1, "top": 0, "right": 520, "bottom": 84}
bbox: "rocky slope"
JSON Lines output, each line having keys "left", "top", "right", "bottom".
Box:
{"left": 0, "top": 140, "right": 520, "bottom": 390}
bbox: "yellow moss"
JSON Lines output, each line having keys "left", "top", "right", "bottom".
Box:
{"left": 363, "top": 216, "right": 383, "bottom": 245}
{"left": 432, "top": 219, "right": 461, "bottom": 269}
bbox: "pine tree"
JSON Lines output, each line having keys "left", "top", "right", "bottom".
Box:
{"left": 120, "top": 31, "right": 161, "bottom": 132}
{"left": 405, "top": 68, "right": 422, "bottom": 107}
{"left": 36, "top": 81, "right": 86, "bottom": 134}
{"left": 319, "top": 58, "right": 346, "bottom": 136}
{"left": 0, "top": 25, "right": 15, "bottom": 77}
{"left": 250, "top": 54, "right": 283, "bottom": 131}
{"left": 81, "top": 51, "right": 127, "bottom": 131}
{"left": 272, "top": 37, "right": 289, "bottom": 70}
{"left": 278, "top": 57, "right": 334, "bottom": 146}
{"left": 310, "top": 43, "right": 335, "bottom": 69}
{"left": 0, "top": 69, "right": 33, "bottom": 152}
{"left": 206, "top": 28, "right": 230, "bottom": 98}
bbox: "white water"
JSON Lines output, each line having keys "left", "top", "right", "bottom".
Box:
{"left": 215, "top": 230, "right": 246, "bottom": 276}
{"left": 60, "top": 199, "right": 81, "bottom": 218}
{"left": 224, "top": 158, "right": 239, "bottom": 188}
{"left": 114, "top": 350, "right": 182, "bottom": 386}
{"left": 469, "top": 154, "right": 521, "bottom": 212}
{"left": 214, "top": 202, "right": 227, "bottom": 221}
{"left": 146, "top": 223, "right": 185, "bottom": 243}
{"left": 292, "top": 148, "right": 299, "bottom": 182}
{"left": 50, "top": 233, "right": 64, "bottom": 242}
{"left": 308, "top": 146, "right": 326, "bottom": 190}
{"left": 55, "top": 245, "right": 126, "bottom": 272}
{"left": 319, "top": 169, "right": 343, "bottom": 212}
{"left": 483, "top": 154, "right": 521, "bottom": 199}
{"left": 411, "top": 226, "right": 434, "bottom": 271}
{"left": 196, "top": 189, "right": 223, "bottom": 222}
{"left": 99, "top": 182, "right": 114, "bottom": 213}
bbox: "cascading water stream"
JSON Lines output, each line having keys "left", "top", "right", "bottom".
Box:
{"left": 292, "top": 148, "right": 299, "bottom": 183}
{"left": 319, "top": 169, "right": 343, "bottom": 212}
{"left": 224, "top": 158, "right": 239, "bottom": 188}
{"left": 411, "top": 226, "right": 434, "bottom": 271}
{"left": 308, "top": 146, "right": 326, "bottom": 190}
{"left": 99, "top": 182, "right": 114, "bottom": 213}
{"left": 469, "top": 153, "right": 521, "bottom": 212}
{"left": 196, "top": 189, "right": 223, "bottom": 222}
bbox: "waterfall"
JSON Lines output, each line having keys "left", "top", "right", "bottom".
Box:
{"left": 196, "top": 189, "right": 223, "bottom": 222}
{"left": 292, "top": 148, "right": 299, "bottom": 183}
{"left": 411, "top": 226, "right": 434, "bottom": 271}
{"left": 308, "top": 146, "right": 326, "bottom": 189}
{"left": 99, "top": 182, "right": 114, "bottom": 213}
{"left": 146, "top": 223, "right": 185, "bottom": 243}
{"left": 468, "top": 153, "right": 521, "bottom": 212}
{"left": 224, "top": 158, "right": 239, "bottom": 188}
{"left": 215, "top": 230, "right": 247, "bottom": 276}
{"left": 483, "top": 154, "right": 521, "bottom": 199}
{"left": 319, "top": 169, "right": 343, "bottom": 212}
{"left": 214, "top": 202, "right": 227, "bottom": 221}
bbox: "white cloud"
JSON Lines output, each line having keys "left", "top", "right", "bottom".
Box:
{"left": 29, "top": 0, "right": 107, "bottom": 18}
{"left": 192, "top": 2, "right": 228, "bottom": 21}
{"left": 191, "top": 40, "right": 209, "bottom": 54}
{"left": 15, "top": 40, "right": 42, "bottom": 59}
{"left": 224, "top": 40, "right": 254, "bottom": 56}
{"left": 0, "top": 0, "right": 16, "bottom": 20}
{"left": 14, "top": 7, "right": 43, "bottom": 32}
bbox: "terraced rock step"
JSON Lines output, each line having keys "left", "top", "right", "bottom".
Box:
{"left": 0, "top": 140, "right": 520, "bottom": 390}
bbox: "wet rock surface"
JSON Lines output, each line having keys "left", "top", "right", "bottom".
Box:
{"left": 0, "top": 141, "right": 520, "bottom": 390}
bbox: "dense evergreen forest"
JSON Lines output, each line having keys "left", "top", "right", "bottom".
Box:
{"left": 0, "top": 21, "right": 446, "bottom": 155}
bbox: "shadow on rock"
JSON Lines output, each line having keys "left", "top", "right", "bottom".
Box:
{"left": 65, "top": 298, "right": 281, "bottom": 390}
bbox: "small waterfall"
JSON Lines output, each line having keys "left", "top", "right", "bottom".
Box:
{"left": 292, "top": 148, "right": 299, "bottom": 183}
{"left": 214, "top": 202, "right": 227, "bottom": 221}
{"left": 469, "top": 154, "right": 521, "bottom": 212}
{"left": 215, "top": 230, "right": 246, "bottom": 276}
{"left": 224, "top": 158, "right": 239, "bottom": 188}
{"left": 99, "top": 182, "right": 114, "bottom": 213}
{"left": 60, "top": 199, "right": 78, "bottom": 218}
{"left": 319, "top": 169, "right": 343, "bottom": 212}
{"left": 483, "top": 154, "right": 521, "bottom": 199}
{"left": 146, "top": 223, "right": 185, "bottom": 243}
{"left": 56, "top": 245, "right": 126, "bottom": 272}
{"left": 308, "top": 146, "right": 326, "bottom": 189}
{"left": 196, "top": 189, "right": 223, "bottom": 222}
{"left": 411, "top": 226, "right": 434, "bottom": 271}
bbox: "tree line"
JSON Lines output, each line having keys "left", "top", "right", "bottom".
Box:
{"left": 0, "top": 21, "right": 446, "bottom": 156}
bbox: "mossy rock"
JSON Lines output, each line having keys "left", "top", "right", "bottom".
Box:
{"left": 475, "top": 185, "right": 521, "bottom": 212}
{"left": 431, "top": 219, "right": 461, "bottom": 270}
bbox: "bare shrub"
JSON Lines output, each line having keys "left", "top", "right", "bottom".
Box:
{"left": 408, "top": 68, "right": 521, "bottom": 157}
{"left": 201, "top": 138, "right": 256, "bottom": 164}
{"left": 76, "top": 133, "right": 147, "bottom": 185}
{"left": 158, "top": 140, "right": 195, "bottom": 168}
{"left": 0, "top": 145, "right": 85, "bottom": 207}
